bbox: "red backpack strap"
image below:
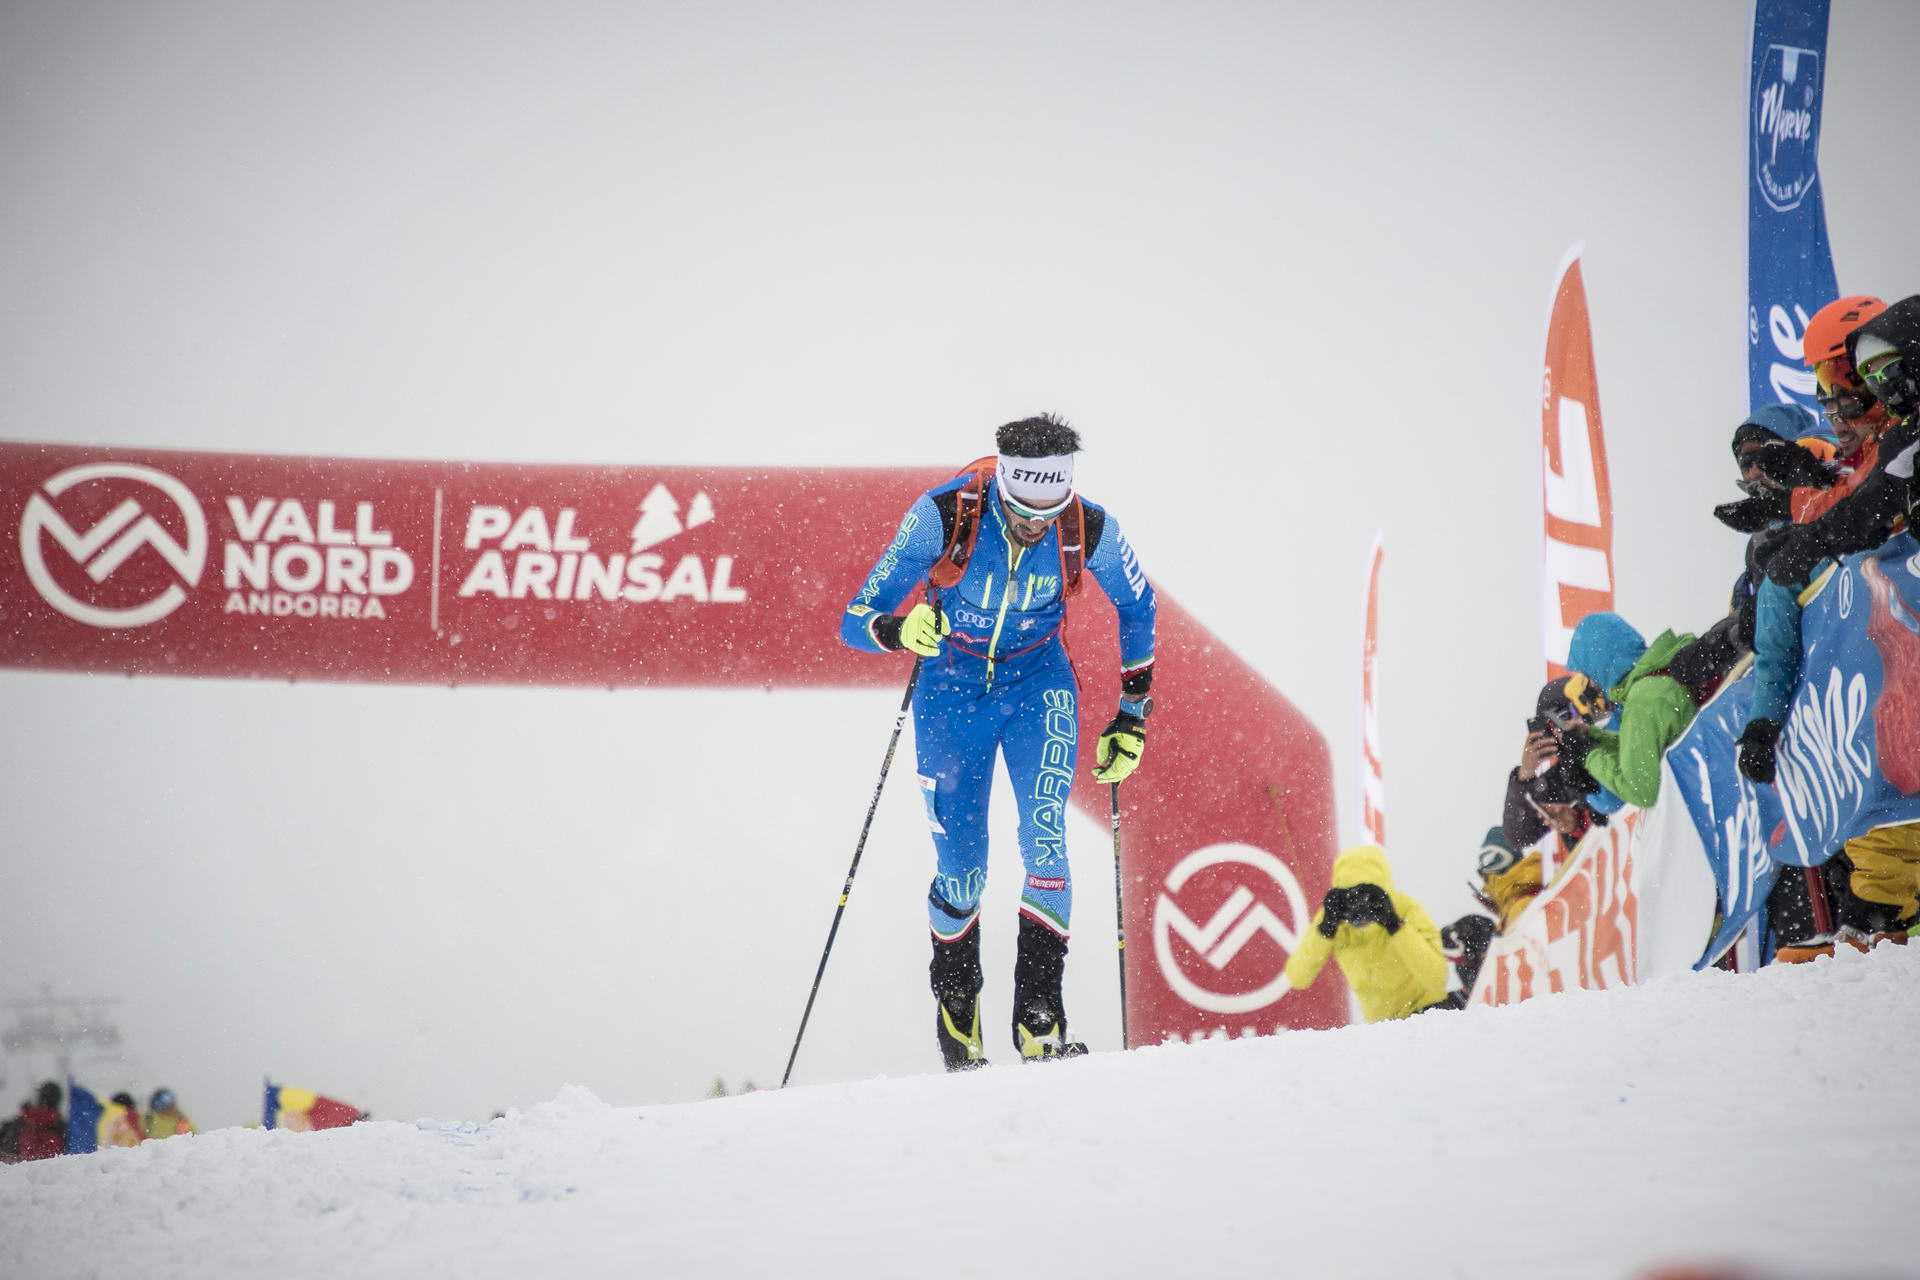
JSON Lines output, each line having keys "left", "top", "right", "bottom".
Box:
{"left": 930, "top": 457, "right": 1083, "bottom": 600}
{"left": 1055, "top": 497, "right": 1085, "bottom": 598}
{"left": 928, "top": 457, "right": 996, "bottom": 590}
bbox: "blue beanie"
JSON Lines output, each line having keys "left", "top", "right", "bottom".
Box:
{"left": 1737, "top": 402, "right": 1837, "bottom": 454}
{"left": 1742, "top": 402, "right": 1824, "bottom": 442}
{"left": 1567, "top": 612, "right": 1646, "bottom": 694}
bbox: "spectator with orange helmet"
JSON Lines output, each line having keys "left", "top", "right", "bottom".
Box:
{"left": 1741, "top": 294, "right": 1917, "bottom": 782}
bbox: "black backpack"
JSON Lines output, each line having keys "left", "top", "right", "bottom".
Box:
{"left": 1665, "top": 613, "right": 1746, "bottom": 705}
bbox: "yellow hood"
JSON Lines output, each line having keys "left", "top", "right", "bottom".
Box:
{"left": 1330, "top": 844, "right": 1394, "bottom": 890}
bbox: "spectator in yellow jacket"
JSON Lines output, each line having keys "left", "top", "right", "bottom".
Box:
{"left": 1284, "top": 845, "right": 1450, "bottom": 1022}
{"left": 143, "top": 1088, "right": 194, "bottom": 1140}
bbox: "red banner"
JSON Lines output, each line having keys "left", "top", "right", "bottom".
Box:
{"left": 1358, "top": 532, "right": 1386, "bottom": 849}
{"left": 1540, "top": 248, "right": 1616, "bottom": 679}
{"left": 0, "top": 441, "right": 1343, "bottom": 1039}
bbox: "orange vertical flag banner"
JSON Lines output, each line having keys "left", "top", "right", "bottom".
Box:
{"left": 1359, "top": 532, "right": 1386, "bottom": 849}
{"left": 1540, "top": 247, "right": 1615, "bottom": 679}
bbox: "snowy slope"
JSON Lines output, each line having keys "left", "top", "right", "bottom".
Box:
{"left": 7, "top": 945, "right": 1916, "bottom": 1280}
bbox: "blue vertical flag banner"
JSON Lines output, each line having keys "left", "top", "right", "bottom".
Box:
{"left": 65, "top": 1081, "right": 103, "bottom": 1155}
{"left": 1672, "top": 534, "right": 1920, "bottom": 961}
{"left": 1747, "top": 0, "right": 1837, "bottom": 416}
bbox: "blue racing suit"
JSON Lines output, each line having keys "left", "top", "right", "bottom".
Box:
{"left": 841, "top": 473, "right": 1157, "bottom": 944}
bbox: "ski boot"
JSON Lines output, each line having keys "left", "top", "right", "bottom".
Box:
{"left": 931, "top": 919, "right": 989, "bottom": 1072}
{"left": 1766, "top": 867, "right": 1836, "bottom": 963}
{"left": 1014, "top": 1009, "right": 1088, "bottom": 1060}
{"left": 1774, "top": 936, "right": 1836, "bottom": 964}
{"left": 1012, "top": 913, "right": 1087, "bottom": 1061}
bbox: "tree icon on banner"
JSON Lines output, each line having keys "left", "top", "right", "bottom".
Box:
{"left": 630, "top": 485, "right": 714, "bottom": 554}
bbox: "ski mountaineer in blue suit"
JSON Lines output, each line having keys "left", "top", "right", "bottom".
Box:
{"left": 840, "top": 414, "right": 1157, "bottom": 1071}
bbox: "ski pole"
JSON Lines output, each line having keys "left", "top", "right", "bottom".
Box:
{"left": 1111, "top": 781, "right": 1130, "bottom": 1051}
{"left": 781, "top": 654, "right": 924, "bottom": 1089}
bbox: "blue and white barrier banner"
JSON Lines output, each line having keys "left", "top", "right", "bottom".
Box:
{"left": 1668, "top": 678, "right": 1784, "bottom": 963}
{"left": 1747, "top": 0, "right": 1836, "bottom": 416}
{"left": 1674, "top": 533, "right": 1920, "bottom": 960}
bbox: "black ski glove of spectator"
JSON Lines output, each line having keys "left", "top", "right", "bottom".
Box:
{"left": 1440, "top": 914, "right": 1496, "bottom": 965}
{"left": 1531, "top": 727, "right": 1599, "bottom": 803}
{"left": 1737, "top": 718, "right": 1782, "bottom": 785}
{"left": 1763, "top": 526, "right": 1825, "bottom": 589}
{"left": 1750, "top": 440, "right": 1837, "bottom": 490}
{"left": 1318, "top": 883, "right": 1402, "bottom": 937}
{"left": 1714, "top": 491, "right": 1790, "bottom": 533}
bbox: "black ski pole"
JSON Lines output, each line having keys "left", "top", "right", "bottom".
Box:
{"left": 1111, "top": 781, "right": 1130, "bottom": 1051}
{"left": 781, "top": 654, "right": 924, "bottom": 1089}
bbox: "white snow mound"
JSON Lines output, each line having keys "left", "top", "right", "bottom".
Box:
{"left": 5, "top": 946, "right": 1918, "bottom": 1280}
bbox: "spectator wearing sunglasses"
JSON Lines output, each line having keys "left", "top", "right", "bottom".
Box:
{"left": 1739, "top": 295, "right": 1918, "bottom": 782}
{"left": 1717, "top": 299, "right": 1889, "bottom": 544}
{"left": 1503, "top": 674, "right": 1611, "bottom": 853}
{"left": 1713, "top": 402, "right": 1837, "bottom": 536}
{"left": 1710, "top": 399, "right": 1839, "bottom": 670}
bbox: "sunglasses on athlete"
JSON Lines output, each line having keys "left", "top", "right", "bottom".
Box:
{"left": 1001, "top": 491, "right": 1072, "bottom": 522}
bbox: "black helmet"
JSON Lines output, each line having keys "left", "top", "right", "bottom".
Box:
{"left": 1536, "top": 673, "right": 1612, "bottom": 733}
{"left": 1847, "top": 295, "right": 1920, "bottom": 421}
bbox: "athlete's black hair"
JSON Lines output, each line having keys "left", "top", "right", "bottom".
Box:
{"left": 995, "top": 413, "right": 1081, "bottom": 458}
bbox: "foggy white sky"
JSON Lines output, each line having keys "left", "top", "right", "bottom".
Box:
{"left": 5, "top": 0, "right": 1919, "bottom": 1126}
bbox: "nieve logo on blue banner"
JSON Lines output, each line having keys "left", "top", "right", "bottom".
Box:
{"left": 1746, "top": 1, "right": 1834, "bottom": 416}
{"left": 1753, "top": 44, "right": 1820, "bottom": 213}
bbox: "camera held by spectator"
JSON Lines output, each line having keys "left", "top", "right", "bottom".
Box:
{"left": 1519, "top": 673, "right": 1612, "bottom": 804}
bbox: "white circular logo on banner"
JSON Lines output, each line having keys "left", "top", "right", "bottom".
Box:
{"left": 1153, "top": 843, "right": 1311, "bottom": 1015}
{"left": 1752, "top": 45, "right": 1822, "bottom": 214}
{"left": 20, "top": 463, "right": 207, "bottom": 628}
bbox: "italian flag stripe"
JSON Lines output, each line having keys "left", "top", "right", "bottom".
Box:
{"left": 1019, "top": 900, "right": 1069, "bottom": 937}
{"left": 931, "top": 914, "right": 979, "bottom": 943}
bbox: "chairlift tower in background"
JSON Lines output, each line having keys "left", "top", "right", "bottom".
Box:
{"left": 1, "top": 987, "right": 125, "bottom": 1101}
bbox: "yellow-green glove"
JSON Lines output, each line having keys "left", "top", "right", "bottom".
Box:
{"left": 874, "top": 602, "right": 950, "bottom": 657}
{"left": 1092, "top": 712, "right": 1147, "bottom": 784}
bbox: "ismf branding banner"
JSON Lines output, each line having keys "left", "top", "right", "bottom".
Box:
{"left": 0, "top": 441, "right": 1343, "bottom": 1041}
{"left": 1539, "top": 249, "right": 1615, "bottom": 678}
{"left": 1672, "top": 533, "right": 1920, "bottom": 962}
{"left": 1747, "top": 0, "right": 1836, "bottom": 416}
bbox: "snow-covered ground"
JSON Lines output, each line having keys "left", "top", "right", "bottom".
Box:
{"left": 6, "top": 945, "right": 1915, "bottom": 1280}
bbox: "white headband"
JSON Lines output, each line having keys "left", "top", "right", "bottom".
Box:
{"left": 996, "top": 453, "right": 1075, "bottom": 510}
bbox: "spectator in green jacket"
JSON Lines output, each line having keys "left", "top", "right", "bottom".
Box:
{"left": 1564, "top": 612, "right": 1703, "bottom": 809}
